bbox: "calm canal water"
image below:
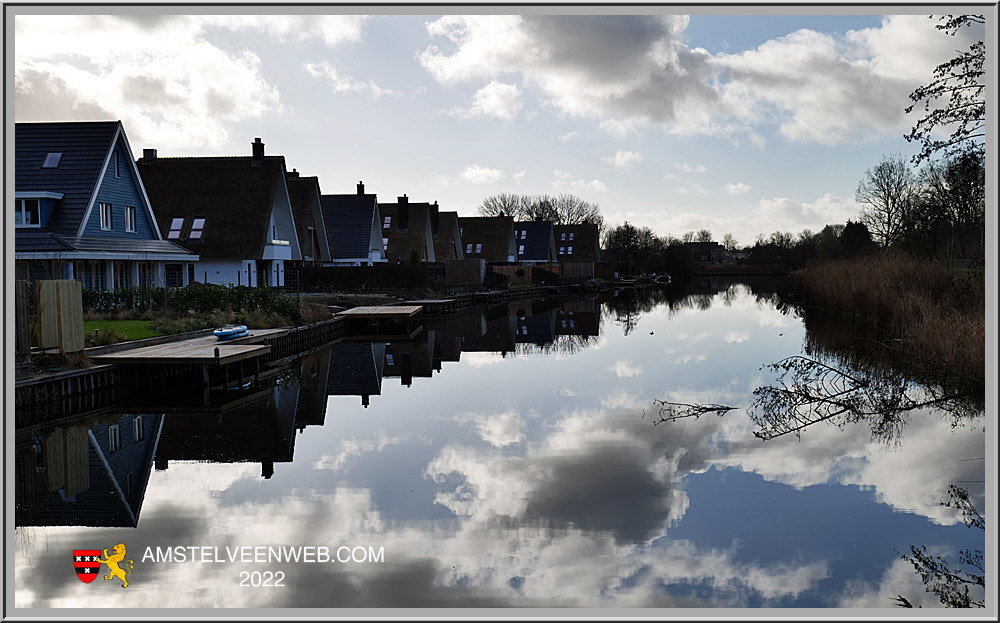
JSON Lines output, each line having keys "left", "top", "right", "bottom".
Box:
{"left": 13, "top": 280, "right": 986, "bottom": 610}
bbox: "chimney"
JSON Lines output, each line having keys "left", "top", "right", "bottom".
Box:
{"left": 398, "top": 200, "right": 410, "bottom": 231}
{"left": 430, "top": 200, "right": 440, "bottom": 234}
{"left": 398, "top": 194, "right": 408, "bottom": 205}
{"left": 141, "top": 148, "right": 157, "bottom": 164}
{"left": 288, "top": 168, "right": 299, "bottom": 179}
{"left": 535, "top": 215, "right": 543, "bottom": 222}
{"left": 251, "top": 137, "right": 264, "bottom": 166}
{"left": 357, "top": 181, "right": 365, "bottom": 195}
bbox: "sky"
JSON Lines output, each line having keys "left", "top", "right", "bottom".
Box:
{"left": 11, "top": 9, "right": 987, "bottom": 246}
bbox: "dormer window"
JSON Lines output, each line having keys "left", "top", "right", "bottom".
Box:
{"left": 383, "top": 216, "right": 391, "bottom": 229}
{"left": 521, "top": 230, "right": 527, "bottom": 239}
{"left": 13, "top": 199, "right": 40, "bottom": 227}
{"left": 569, "top": 232, "right": 575, "bottom": 241}
{"left": 567, "top": 246, "right": 573, "bottom": 255}
{"left": 559, "top": 246, "right": 565, "bottom": 255}
{"left": 518, "top": 244, "right": 525, "bottom": 255}
{"left": 42, "top": 152, "right": 63, "bottom": 168}
{"left": 475, "top": 243, "right": 482, "bottom": 254}
{"left": 189, "top": 217, "right": 205, "bottom": 240}
{"left": 167, "top": 218, "right": 183, "bottom": 239}
{"left": 560, "top": 232, "right": 566, "bottom": 241}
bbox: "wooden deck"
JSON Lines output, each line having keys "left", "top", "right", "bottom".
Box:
{"left": 90, "top": 328, "right": 289, "bottom": 366}
{"left": 337, "top": 305, "right": 423, "bottom": 338}
{"left": 337, "top": 305, "right": 422, "bottom": 318}
{"left": 403, "top": 299, "right": 457, "bottom": 314}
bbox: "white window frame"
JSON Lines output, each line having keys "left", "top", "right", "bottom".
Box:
{"left": 133, "top": 415, "right": 144, "bottom": 442}
{"left": 125, "top": 205, "right": 136, "bottom": 232}
{"left": 108, "top": 425, "right": 121, "bottom": 452}
{"left": 99, "top": 203, "right": 113, "bottom": 231}
{"left": 13, "top": 199, "right": 41, "bottom": 228}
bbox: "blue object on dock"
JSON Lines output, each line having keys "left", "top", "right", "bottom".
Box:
{"left": 213, "top": 325, "right": 249, "bottom": 340}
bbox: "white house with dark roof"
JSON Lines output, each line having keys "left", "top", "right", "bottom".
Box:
{"left": 137, "top": 138, "right": 302, "bottom": 287}
{"left": 14, "top": 121, "right": 198, "bottom": 290}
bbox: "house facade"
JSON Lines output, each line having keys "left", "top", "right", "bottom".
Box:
{"left": 321, "top": 181, "right": 387, "bottom": 266}
{"left": 138, "top": 138, "right": 302, "bottom": 287}
{"left": 457, "top": 215, "right": 516, "bottom": 263}
{"left": 14, "top": 121, "right": 197, "bottom": 290}
{"left": 378, "top": 195, "right": 436, "bottom": 263}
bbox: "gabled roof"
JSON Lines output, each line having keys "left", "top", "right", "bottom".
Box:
{"left": 321, "top": 192, "right": 380, "bottom": 259}
{"left": 513, "top": 220, "right": 555, "bottom": 262}
{"left": 554, "top": 223, "right": 601, "bottom": 262}
{"left": 433, "top": 210, "right": 463, "bottom": 261}
{"left": 378, "top": 199, "right": 435, "bottom": 263}
{"left": 457, "top": 216, "right": 515, "bottom": 263}
{"left": 14, "top": 230, "right": 192, "bottom": 256}
{"left": 138, "top": 155, "right": 287, "bottom": 260}
{"left": 15, "top": 121, "right": 122, "bottom": 236}
{"left": 328, "top": 342, "right": 385, "bottom": 397}
{"left": 286, "top": 173, "right": 329, "bottom": 261}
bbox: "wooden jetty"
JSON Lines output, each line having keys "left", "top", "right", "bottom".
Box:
{"left": 337, "top": 305, "right": 422, "bottom": 339}
{"left": 90, "top": 328, "right": 289, "bottom": 366}
{"left": 403, "top": 299, "right": 456, "bottom": 315}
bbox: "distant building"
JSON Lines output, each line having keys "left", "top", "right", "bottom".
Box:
{"left": 432, "top": 206, "right": 464, "bottom": 261}
{"left": 320, "top": 181, "right": 387, "bottom": 266}
{"left": 285, "top": 170, "right": 332, "bottom": 266}
{"left": 14, "top": 121, "right": 197, "bottom": 289}
{"left": 138, "top": 138, "right": 302, "bottom": 287}
{"left": 683, "top": 241, "right": 730, "bottom": 265}
{"left": 554, "top": 223, "right": 601, "bottom": 263}
{"left": 457, "top": 215, "right": 517, "bottom": 263}
{"left": 513, "top": 219, "right": 557, "bottom": 264}
{"left": 378, "top": 195, "right": 437, "bottom": 263}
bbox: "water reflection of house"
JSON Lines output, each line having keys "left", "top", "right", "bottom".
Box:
{"left": 294, "top": 348, "right": 333, "bottom": 431}
{"left": 154, "top": 383, "right": 299, "bottom": 479}
{"left": 383, "top": 330, "right": 442, "bottom": 387}
{"left": 459, "top": 305, "right": 516, "bottom": 356}
{"left": 555, "top": 298, "right": 601, "bottom": 338}
{"left": 514, "top": 309, "right": 556, "bottom": 346}
{"left": 15, "top": 414, "right": 163, "bottom": 527}
{"left": 327, "top": 341, "right": 386, "bottom": 407}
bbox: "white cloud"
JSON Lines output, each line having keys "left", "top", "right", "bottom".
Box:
{"left": 608, "top": 361, "right": 643, "bottom": 377}
{"left": 461, "top": 164, "right": 506, "bottom": 184}
{"left": 313, "top": 431, "right": 404, "bottom": 472}
{"left": 677, "top": 184, "right": 711, "bottom": 196}
{"left": 553, "top": 169, "right": 607, "bottom": 194}
{"left": 675, "top": 162, "right": 708, "bottom": 173}
{"left": 302, "top": 60, "right": 396, "bottom": 99}
{"left": 456, "top": 410, "right": 526, "bottom": 447}
{"left": 604, "top": 150, "right": 643, "bottom": 169}
{"left": 514, "top": 170, "right": 527, "bottom": 184}
{"left": 449, "top": 80, "right": 522, "bottom": 121}
{"left": 557, "top": 131, "right": 580, "bottom": 143}
{"left": 13, "top": 15, "right": 371, "bottom": 149}
{"left": 724, "top": 182, "right": 751, "bottom": 195}
{"left": 723, "top": 331, "right": 750, "bottom": 344}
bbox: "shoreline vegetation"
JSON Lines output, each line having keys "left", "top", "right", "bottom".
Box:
{"left": 789, "top": 251, "right": 985, "bottom": 396}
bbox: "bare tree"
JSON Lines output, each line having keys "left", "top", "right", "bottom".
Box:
{"left": 856, "top": 153, "right": 918, "bottom": 248}
{"left": 681, "top": 231, "right": 695, "bottom": 243}
{"left": 904, "top": 15, "right": 985, "bottom": 164}
{"left": 695, "top": 229, "right": 713, "bottom": 243}
{"left": 722, "top": 233, "right": 738, "bottom": 252}
{"left": 477, "top": 193, "right": 604, "bottom": 231}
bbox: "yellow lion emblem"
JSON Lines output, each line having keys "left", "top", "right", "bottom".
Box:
{"left": 96, "top": 542, "right": 134, "bottom": 588}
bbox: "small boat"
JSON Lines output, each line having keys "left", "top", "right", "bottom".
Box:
{"left": 213, "top": 324, "right": 249, "bottom": 340}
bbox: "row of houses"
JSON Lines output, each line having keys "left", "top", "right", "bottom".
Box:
{"left": 14, "top": 121, "right": 601, "bottom": 291}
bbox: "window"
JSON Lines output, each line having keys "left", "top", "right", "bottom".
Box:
{"left": 125, "top": 206, "right": 136, "bottom": 232}
{"left": 466, "top": 243, "right": 473, "bottom": 254}
{"left": 133, "top": 415, "right": 144, "bottom": 442}
{"left": 561, "top": 319, "right": 567, "bottom": 328}
{"left": 521, "top": 230, "right": 527, "bottom": 239}
{"left": 474, "top": 243, "right": 482, "bottom": 254}
{"left": 114, "top": 152, "right": 120, "bottom": 178}
{"left": 13, "top": 199, "right": 40, "bottom": 227}
{"left": 42, "top": 152, "right": 63, "bottom": 168}
{"left": 383, "top": 216, "right": 391, "bottom": 229}
{"left": 386, "top": 354, "right": 395, "bottom": 366}
{"left": 108, "top": 425, "right": 121, "bottom": 452}
{"left": 518, "top": 245, "right": 525, "bottom": 255}
{"left": 569, "top": 232, "right": 575, "bottom": 241}
{"left": 189, "top": 217, "right": 205, "bottom": 240}
{"left": 559, "top": 246, "right": 565, "bottom": 255}
{"left": 167, "top": 218, "right": 183, "bottom": 239}
{"left": 272, "top": 224, "right": 277, "bottom": 240}
{"left": 99, "top": 203, "right": 112, "bottom": 230}
{"left": 567, "top": 246, "right": 573, "bottom": 255}
{"left": 560, "top": 232, "right": 566, "bottom": 241}
{"left": 382, "top": 237, "right": 389, "bottom": 250}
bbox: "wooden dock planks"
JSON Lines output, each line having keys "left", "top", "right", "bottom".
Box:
{"left": 91, "top": 328, "right": 288, "bottom": 366}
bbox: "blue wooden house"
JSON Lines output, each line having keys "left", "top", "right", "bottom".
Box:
{"left": 14, "top": 121, "right": 198, "bottom": 289}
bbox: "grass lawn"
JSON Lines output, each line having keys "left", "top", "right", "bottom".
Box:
{"left": 83, "top": 319, "right": 165, "bottom": 341}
